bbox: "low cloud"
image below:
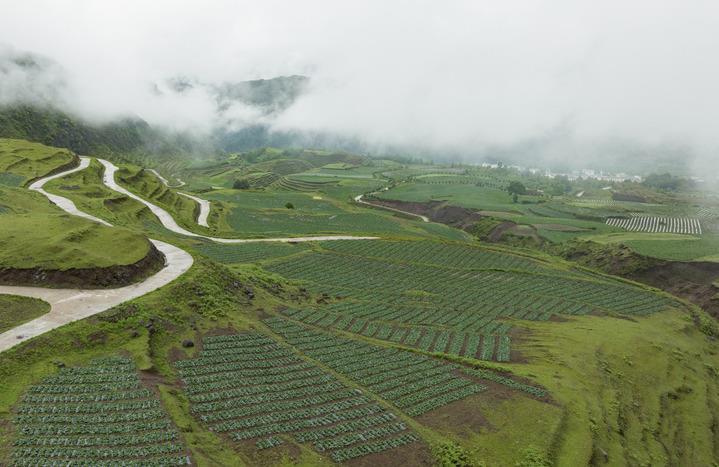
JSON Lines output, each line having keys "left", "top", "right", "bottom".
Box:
{"left": 1, "top": 1, "right": 718, "bottom": 173}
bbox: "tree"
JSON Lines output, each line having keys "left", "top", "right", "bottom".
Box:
{"left": 512, "top": 192, "right": 518, "bottom": 203}
{"left": 233, "top": 178, "right": 250, "bottom": 190}
{"left": 285, "top": 202, "right": 295, "bottom": 209}
{"left": 507, "top": 181, "right": 526, "bottom": 196}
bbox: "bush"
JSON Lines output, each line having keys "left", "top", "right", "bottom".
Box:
{"left": 233, "top": 179, "right": 250, "bottom": 190}
{"left": 285, "top": 202, "right": 295, "bottom": 209}
{"left": 433, "top": 442, "right": 483, "bottom": 467}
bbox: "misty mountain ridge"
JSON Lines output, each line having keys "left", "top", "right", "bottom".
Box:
{"left": 0, "top": 47, "right": 701, "bottom": 176}
{"left": 159, "top": 74, "right": 309, "bottom": 115}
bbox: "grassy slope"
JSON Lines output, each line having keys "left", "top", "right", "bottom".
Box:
{"left": 0, "top": 213, "right": 150, "bottom": 269}
{"left": 518, "top": 309, "right": 719, "bottom": 466}
{"left": 44, "top": 158, "right": 158, "bottom": 230}
{"left": 3, "top": 150, "right": 719, "bottom": 465}
{"left": 0, "top": 295, "right": 50, "bottom": 334}
{"left": 0, "top": 156, "right": 152, "bottom": 271}
{"left": 116, "top": 164, "right": 201, "bottom": 231}
{"left": 587, "top": 232, "right": 719, "bottom": 262}
{"left": 0, "top": 138, "right": 75, "bottom": 184}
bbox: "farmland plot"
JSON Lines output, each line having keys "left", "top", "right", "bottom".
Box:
{"left": 175, "top": 332, "right": 420, "bottom": 463}
{"left": 264, "top": 318, "right": 487, "bottom": 416}
{"left": 12, "top": 357, "right": 190, "bottom": 466}
{"left": 606, "top": 215, "right": 702, "bottom": 234}
{"left": 265, "top": 240, "right": 676, "bottom": 362}
{"left": 280, "top": 307, "right": 511, "bottom": 362}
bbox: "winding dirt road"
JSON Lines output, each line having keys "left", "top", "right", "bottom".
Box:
{"left": 29, "top": 157, "right": 112, "bottom": 227}
{"left": 0, "top": 157, "right": 194, "bottom": 352}
{"left": 0, "top": 157, "right": 378, "bottom": 352}
{"left": 0, "top": 240, "right": 193, "bottom": 352}
{"left": 148, "top": 167, "right": 209, "bottom": 226}
{"left": 177, "top": 192, "right": 210, "bottom": 227}
{"left": 99, "top": 158, "right": 378, "bottom": 243}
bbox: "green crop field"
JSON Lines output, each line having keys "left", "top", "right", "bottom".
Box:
{"left": 264, "top": 240, "right": 675, "bottom": 363}
{"left": 176, "top": 332, "right": 420, "bottom": 463}
{"left": 11, "top": 356, "right": 190, "bottom": 465}
{"left": 1, "top": 135, "right": 719, "bottom": 467}
{"left": 194, "top": 241, "right": 311, "bottom": 264}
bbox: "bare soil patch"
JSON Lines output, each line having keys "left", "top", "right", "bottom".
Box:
{"left": 630, "top": 260, "right": 719, "bottom": 318}
{"left": 367, "top": 198, "right": 483, "bottom": 229}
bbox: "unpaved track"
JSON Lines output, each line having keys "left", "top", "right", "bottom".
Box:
{"left": 100, "top": 158, "right": 378, "bottom": 243}
{"left": 178, "top": 192, "right": 210, "bottom": 227}
{"left": 148, "top": 168, "right": 208, "bottom": 226}
{"left": 29, "top": 157, "right": 112, "bottom": 227}
{"left": 354, "top": 194, "right": 430, "bottom": 223}
{"left": 0, "top": 157, "right": 378, "bottom": 352}
{"left": 0, "top": 240, "right": 192, "bottom": 352}
{"left": 148, "top": 168, "right": 185, "bottom": 187}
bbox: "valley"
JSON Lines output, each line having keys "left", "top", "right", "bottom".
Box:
{"left": 1, "top": 138, "right": 718, "bottom": 466}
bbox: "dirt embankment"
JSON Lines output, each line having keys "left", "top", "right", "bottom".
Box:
{"left": 0, "top": 241, "right": 166, "bottom": 289}
{"left": 367, "top": 198, "right": 484, "bottom": 229}
{"left": 629, "top": 261, "right": 719, "bottom": 318}
{"left": 556, "top": 241, "right": 719, "bottom": 317}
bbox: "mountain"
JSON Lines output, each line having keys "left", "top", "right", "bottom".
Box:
{"left": 162, "top": 74, "right": 309, "bottom": 115}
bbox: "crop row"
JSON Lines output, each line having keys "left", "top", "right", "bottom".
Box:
{"left": 176, "top": 332, "right": 419, "bottom": 462}
{"left": 281, "top": 307, "right": 511, "bottom": 361}
{"left": 13, "top": 357, "right": 189, "bottom": 463}
{"left": 606, "top": 215, "right": 702, "bottom": 234}
{"left": 264, "top": 318, "right": 486, "bottom": 416}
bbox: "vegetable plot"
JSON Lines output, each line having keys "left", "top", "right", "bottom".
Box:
{"left": 12, "top": 357, "right": 190, "bottom": 466}
{"left": 606, "top": 215, "right": 702, "bottom": 234}
{"left": 175, "top": 332, "right": 419, "bottom": 462}
{"left": 264, "top": 318, "right": 487, "bottom": 417}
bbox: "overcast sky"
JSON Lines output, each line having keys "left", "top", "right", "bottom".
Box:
{"left": 1, "top": 0, "right": 718, "bottom": 171}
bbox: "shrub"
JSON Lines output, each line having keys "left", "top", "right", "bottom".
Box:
{"left": 233, "top": 179, "right": 250, "bottom": 190}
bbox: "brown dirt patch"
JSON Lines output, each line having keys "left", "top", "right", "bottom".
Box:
{"left": 346, "top": 438, "right": 434, "bottom": 467}
{"left": 416, "top": 392, "right": 491, "bottom": 435}
{"left": 367, "top": 198, "right": 483, "bottom": 229}
{"left": 487, "top": 221, "right": 517, "bottom": 242}
{"left": 629, "top": 260, "right": 719, "bottom": 318}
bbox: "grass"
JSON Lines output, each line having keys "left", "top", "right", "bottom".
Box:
{"left": 0, "top": 244, "right": 717, "bottom": 466}
{"left": 116, "top": 163, "right": 200, "bottom": 231}
{"left": 44, "top": 158, "right": 157, "bottom": 230}
{"left": 0, "top": 138, "right": 75, "bottom": 184}
{"left": 516, "top": 309, "right": 719, "bottom": 466}
{"left": 0, "top": 213, "right": 151, "bottom": 270}
{"left": 3, "top": 142, "right": 719, "bottom": 465}
{"left": 0, "top": 295, "right": 50, "bottom": 333}
{"left": 0, "top": 184, "right": 152, "bottom": 270}
{"left": 586, "top": 232, "right": 719, "bottom": 261}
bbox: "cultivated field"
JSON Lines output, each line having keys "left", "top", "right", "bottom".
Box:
{"left": 12, "top": 357, "right": 190, "bottom": 466}
{"left": 176, "top": 332, "right": 421, "bottom": 463}
{"left": 265, "top": 240, "right": 676, "bottom": 362}
{"left": 606, "top": 215, "right": 702, "bottom": 234}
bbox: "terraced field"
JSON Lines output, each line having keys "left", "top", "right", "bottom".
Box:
{"left": 12, "top": 357, "right": 190, "bottom": 466}
{"left": 263, "top": 319, "right": 487, "bottom": 416}
{"left": 175, "top": 332, "right": 420, "bottom": 463}
{"left": 606, "top": 215, "right": 702, "bottom": 234}
{"left": 195, "top": 241, "right": 311, "bottom": 264}
{"left": 265, "top": 240, "right": 676, "bottom": 361}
